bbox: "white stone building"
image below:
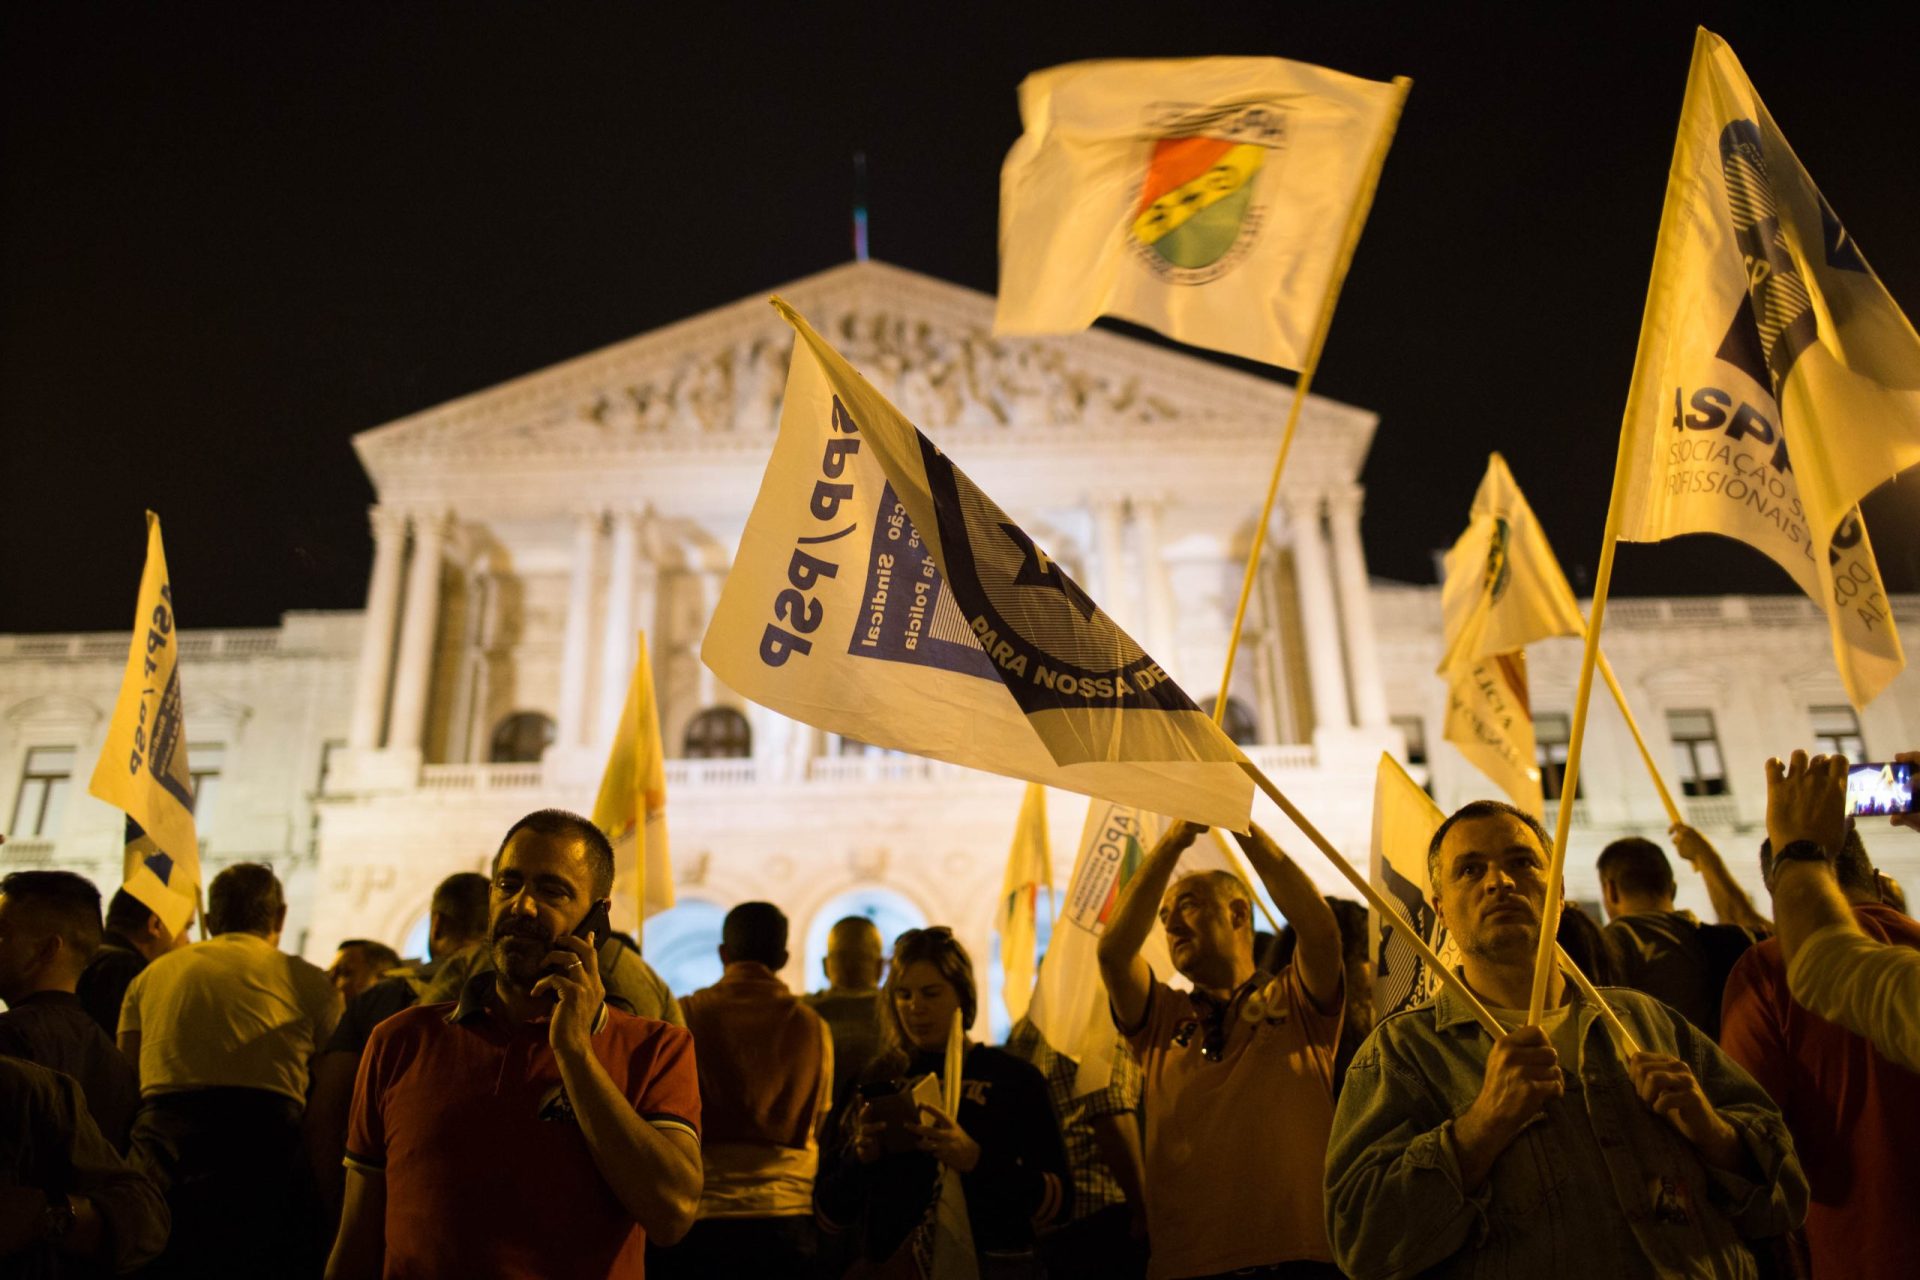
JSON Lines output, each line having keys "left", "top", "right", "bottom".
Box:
{"left": 5, "top": 261, "right": 1916, "bottom": 1029}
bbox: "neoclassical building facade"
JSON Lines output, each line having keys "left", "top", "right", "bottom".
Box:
{"left": 5, "top": 261, "right": 1917, "bottom": 1023}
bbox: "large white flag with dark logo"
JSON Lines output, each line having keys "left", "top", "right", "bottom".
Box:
{"left": 1438, "top": 455, "right": 1587, "bottom": 815}
{"left": 1615, "top": 28, "right": 1920, "bottom": 707}
{"left": 994, "top": 57, "right": 1405, "bottom": 369}
{"left": 1369, "top": 754, "right": 1457, "bottom": 1019}
{"left": 701, "top": 300, "right": 1253, "bottom": 831}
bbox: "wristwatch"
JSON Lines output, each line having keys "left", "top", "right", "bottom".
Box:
{"left": 41, "top": 1192, "right": 75, "bottom": 1243}
{"left": 1772, "top": 839, "right": 1830, "bottom": 866}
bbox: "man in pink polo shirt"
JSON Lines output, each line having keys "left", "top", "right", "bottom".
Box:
{"left": 326, "top": 810, "right": 703, "bottom": 1280}
{"left": 1098, "top": 821, "right": 1344, "bottom": 1280}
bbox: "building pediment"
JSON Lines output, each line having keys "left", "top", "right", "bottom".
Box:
{"left": 353, "top": 260, "right": 1376, "bottom": 492}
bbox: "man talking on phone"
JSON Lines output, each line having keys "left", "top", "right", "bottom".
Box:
{"left": 326, "top": 809, "right": 702, "bottom": 1279}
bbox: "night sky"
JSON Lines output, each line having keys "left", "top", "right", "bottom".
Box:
{"left": 6, "top": 2, "right": 1920, "bottom": 633}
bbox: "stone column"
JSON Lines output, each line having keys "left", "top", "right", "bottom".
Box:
{"left": 387, "top": 510, "right": 449, "bottom": 755}
{"left": 596, "top": 510, "right": 641, "bottom": 746}
{"left": 347, "top": 506, "right": 407, "bottom": 750}
{"left": 555, "top": 511, "right": 601, "bottom": 751}
{"left": 697, "top": 563, "right": 727, "bottom": 705}
{"left": 1287, "top": 496, "right": 1352, "bottom": 735}
{"left": 1093, "top": 499, "right": 1132, "bottom": 631}
{"left": 1327, "top": 487, "right": 1390, "bottom": 728}
{"left": 1134, "top": 498, "right": 1178, "bottom": 661}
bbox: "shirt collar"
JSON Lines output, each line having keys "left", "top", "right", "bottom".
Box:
{"left": 1431, "top": 969, "right": 1585, "bottom": 1034}
{"left": 446, "top": 969, "right": 609, "bottom": 1035}
{"left": 718, "top": 961, "right": 785, "bottom": 988}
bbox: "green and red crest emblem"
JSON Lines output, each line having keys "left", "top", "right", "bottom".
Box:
{"left": 1129, "top": 101, "right": 1287, "bottom": 283}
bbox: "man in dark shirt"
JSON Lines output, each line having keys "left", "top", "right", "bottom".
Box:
{"left": 805, "top": 915, "right": 887, "bottom": 1117}
{"left": 0, "top": 872, "right": 139, "bottom": 1151}
{"left": 75, "top": 889, "right": 190, "bottom": 1041}
{"left": 1597, "top": 835, "right": 1758, "bottom": 1037}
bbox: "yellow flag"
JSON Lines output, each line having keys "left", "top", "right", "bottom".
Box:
{"left": 995, "top": 783, "right": 1052, "bottom": 1025}
{"left": 995, "top": 57, "right": 1406, "bottom": 369}
{"left": 1367, "top": 754, "right": 1457, "bottom": 1019}
{"left": 701, "top": 299, "right": 1253, "bottom": 830}
{"left": 1437, "top": 456, "right": 1587, "bottom": 815}
{"left": 591, "top": 633, "right": 673, "bottom": 932}
{"left": 1615, "top": 29, "right": 1920, "bottom": 707}
{"left": 87, "top": 513, "right": 200, "bottom": 938}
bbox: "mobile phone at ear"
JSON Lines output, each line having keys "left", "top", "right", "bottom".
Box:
{"left": 574, "top": 899, "right": 613, "bottom": 945}
{"left": 1845, "top": 762, "right": 1918, "bottom": 817}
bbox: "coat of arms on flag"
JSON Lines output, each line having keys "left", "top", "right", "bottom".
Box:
{"left": 1129, "top": 102, "right": 1287, "bottom": 283}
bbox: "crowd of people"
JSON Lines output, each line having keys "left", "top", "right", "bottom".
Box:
{"left": 0, "top": 746, "right": 1913, "bottom": 1278}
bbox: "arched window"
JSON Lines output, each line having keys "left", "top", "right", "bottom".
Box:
{"left": 1201, "top": 696, "right": 1260, "bottom": 747}
{"left": 644, "top": 899, "right": 729, "bottom": 996}
{"left": 683, "top": 706, "right": 752, "bottom": 759}
{"left": 801, "top": 887, "right": 929, "bottom": 991}
{"left": 489, "top": 712, "right": 556, "bottom": 763}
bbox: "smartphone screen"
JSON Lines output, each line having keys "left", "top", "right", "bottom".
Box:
{"left": 1845, "top": 762, "right": 1917, "bottom": 817}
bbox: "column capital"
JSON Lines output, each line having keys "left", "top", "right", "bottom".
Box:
{"left": 1280, "top": 491, "right": 1326, "bottom": 529}
{"left": 406, "top": 507, "right": 455, "bottom": 541}
{"left": 1326, "top": 485, "right": 1366, "bottom": 520}
{"left": 368, "top": 504, "right": 407, "bottom": 541}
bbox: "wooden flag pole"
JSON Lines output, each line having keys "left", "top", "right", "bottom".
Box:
{"left": 1240, "top": 759, "right": 1504, "bottom": 1036}
{"left": 1595, "top": 649, "right": 1683, "bottom": 826}
{"left": 1211, "top": 77, "right": 1412, "bottom": 724}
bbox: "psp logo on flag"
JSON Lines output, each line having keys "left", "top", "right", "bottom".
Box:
{"left": 1128, "top": 101, "right": 1288, "bottom": 285}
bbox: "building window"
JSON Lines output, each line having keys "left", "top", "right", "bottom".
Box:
{"left": 645, "top": 899, "right": 729, "bottom": 996}
{"left": 1809, "top": 705, "right": 1865, "bottom": 758}
{"left": 1668, "top": 709, "right": 1729, "bottom": 797}
{"left": 1535, "top": 713, "right": 1580, "bottom": 801}
{"left": 489, "top": 712, "right": 556, "bottom": 764}
{"left": 1200, "top": 696, "right": 1259, "bottom": 747}
{"left": 188, "top": 743, "right": 225, "bottom": 831}
{"left": 11, "top": 746, "right": 75, "bottom": 839}
{"left": 1393, "top": 715, "right": 1428, "bottom": 766}
{"left": 683, "top": 706, "right": 752, "bottom": 759}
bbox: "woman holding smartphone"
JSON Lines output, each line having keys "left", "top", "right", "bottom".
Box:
{"left": 815, "top": 927, "right": 1070, "bottom": 1278}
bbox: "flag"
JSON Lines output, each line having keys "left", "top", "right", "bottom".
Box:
{"left": 1614, "top": 28, "right": 1920, "bottom": 707}
{"left": 591, "top": 633, "right": 673, "bottom": 933}
{"left": 996, "top": 783, "right": 1052, "bottom": 1025}
{"left": 87, "top": 513, "right": 199, "bottom": 939}
{"left": 995, "top": 56, "right": 1406, "bottom": 369}
{"left": 701, "top": 299, "right": 1254, "bottom": 831}
{"left": 1368, "top": 753, "right": 1456, "bottom": 1019}
{"left": 1437, "top": 455, "right": 1588, "bottom": 814}
{"left": 1028, "top": 799, "right": 1174, "bottom": 1095}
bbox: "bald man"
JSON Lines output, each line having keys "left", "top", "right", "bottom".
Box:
{"left": 805, "top": 917, "right": 885, "bottom": 1115}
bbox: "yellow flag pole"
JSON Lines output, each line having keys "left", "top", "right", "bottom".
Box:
{"left": 1556, "top": 944, "right": 1641, "bottom": 1054}
{"left": 1211, "top": 77, "right": 1412, "bottom": 724}
{"left": 1594, "top": 648, "right": 1683, "bottom": 826}
{"left": 1239, "top": 760, "right": 1503, "bottom": 1036}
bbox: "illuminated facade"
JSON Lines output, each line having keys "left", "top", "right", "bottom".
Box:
{"left": 5, "top": 262, "right": 1916, "bottom": 1021}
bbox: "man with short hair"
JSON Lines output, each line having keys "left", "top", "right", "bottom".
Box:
{"left": 76, "top": 888, "right": 190, "bottom": 1039}
{"left": 1098, "top": 821, "right": 1346, "bottom": 1279}
{"left": 1327, "top": 799, "right": 1805, "bottom": 1279}
{"left": 653, "top": 901, "right": 831, "bottom": 1276}
{"left": 1719, "top": 750, "right": 1920, "bottom": 1280}
{"left": 119, "top": 861, "right": 340, "bottom": 1276}
{"left": 806, "top": 915, "right": 886, "bottom": 1116}
{"left": 1596, "top": 836, "right": 1758, "bottom": 1037}
{"left": 0, "top": 871, "right": 140, "bottom": 1151}
{"left": 328, "top": 809, "right": 702, "bottom": 1280}
{"left": 327, "top": 939, "right": 403, "bottom": 1003}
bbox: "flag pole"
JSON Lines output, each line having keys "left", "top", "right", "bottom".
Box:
{"left": 1594, "top": 649, "right": 1683, "bottom": 826}
{"left": 1240, "top": 759, "right": 1503, "bottom": 1036}
{"left": 1210, "top": 77, "right": 1411, "bottom": 724}
{"left": 1556, "top": 944, "right": 1641, "bottom": 1054}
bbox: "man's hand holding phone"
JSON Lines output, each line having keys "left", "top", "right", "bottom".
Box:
{"left": 531, "top": 920, "right": 606, "bottom": 1061}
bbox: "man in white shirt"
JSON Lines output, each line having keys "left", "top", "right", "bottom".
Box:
{"left": 119, "top": 862, "right": 339, "bottom": 1277}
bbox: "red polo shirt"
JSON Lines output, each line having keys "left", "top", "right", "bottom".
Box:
{"left": 346, "top": 978, "right": 700, "bottom": 1279}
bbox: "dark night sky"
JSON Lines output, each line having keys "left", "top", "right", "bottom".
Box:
{"left": 6, "top": 2, "right": 1920, "bottom": 633}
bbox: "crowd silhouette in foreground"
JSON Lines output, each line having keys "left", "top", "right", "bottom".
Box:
{"left": 0, "top": 747, "right": 1914, "bottom": 1278}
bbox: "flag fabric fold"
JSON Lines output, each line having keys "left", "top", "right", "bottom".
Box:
{"left": 1614, "top": 28, "right": 1920, "bottom": 707}
{"left": 591, "top": 632, "right": 674, "bottom": 933}
{"left": 1368, "top": 754, "right": 1456, "bottom": 1021}
{"left": 701, "top": 299, "right": 1253, "bottom": 831}
{"left": 1438, "top": 455, "right": 1586, "bottom": 815}
{"left": 87, "top": 513, "right": 200, "bottom": 939}
{"left": 995, "top": 56, "right": 1405, "bottom": 369}
{"left": 995, "top": 783, "right": 1052, "bottom": 1026}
